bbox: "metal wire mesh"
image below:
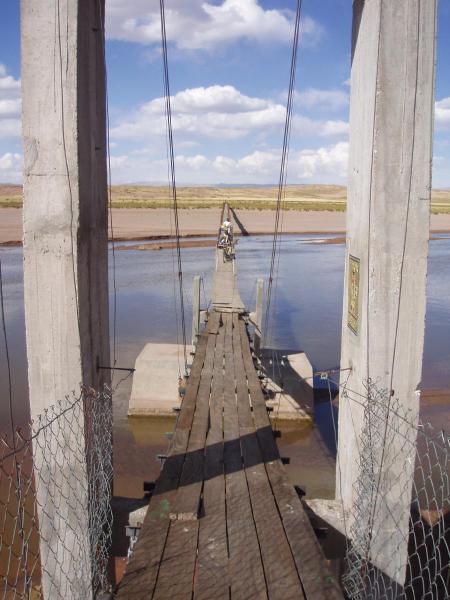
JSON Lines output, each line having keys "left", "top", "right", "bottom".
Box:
{"left": 0, "top": 387, "right": 113, "bottom": 599}
{"left": 342, "top": 381, "right": 450, "bottom": 599}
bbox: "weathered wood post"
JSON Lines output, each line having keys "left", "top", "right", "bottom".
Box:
{"left": 250, "top": 278, "right": 264, "bottom": 355}
{"left": 21, "top": 1, "right": 109, "bottom": 597}
{"left": 337, "top": 0, "right": 436, "bottom": 584}
{"left": 192, "top": 275, "right": 201, "bottom": 347}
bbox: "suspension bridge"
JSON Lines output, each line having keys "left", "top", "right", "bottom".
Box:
{"left": 1, "top": 0, "right": 448, "bottom": 599}
{"left": 117, "top": 208, "right": 342, "bottom": 599}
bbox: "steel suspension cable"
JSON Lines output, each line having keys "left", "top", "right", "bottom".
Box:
{"left": 159, "top": 0, "right": 188, "bottom": 374}
{"left": 97, "top": 0, "right": 118, "bottom": 372}
{"left": 263, "top": 0, "right": 302, "bottom": 347}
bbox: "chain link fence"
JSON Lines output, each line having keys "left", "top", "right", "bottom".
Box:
{"left": 0, "top": 387, "right": 113, "bottom": 599}
{"left": 341, "top": 381, "right": 450, "bottom": 599}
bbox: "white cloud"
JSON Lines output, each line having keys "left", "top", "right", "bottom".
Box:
{"left": 229, "top": 142, "right": 349, "bottom": 180}
{"left": 0, "top": 65, "right": 21, "bottom": 140}
{"left": 111, "top": 85, "right": 284, "bottom": 139}
{"left": 110, "top": 155, "right": 129, "bottom": 168}
{"left": 435, "top": 97, "right": 450, "bottom": 128}
{"left": 0, "top": 64, "right": 21, "bottom": 95}
{"left": 296, "top": 88, "right": 349, "bottom": 112}
{"left": 292, "top": 114, "right": 348, "bottom": 137}
{"left": 106, "top": 0, "right": 323, "bottom": 50}
{"left": 293, "top": 142, "right": 349, "bottom": 179}
{"left": 109, "top": 141, "right": 349, "bottom": 184}
{"left": 0, "top": 99, "right": 21, "bottom": 118}
{"left": 317, "top": 119, "right": 349, "bottom": 136}
{"left": 0, "top": 119, "right": 21, "bottom": 138}
{"left": 149, "top": 85, "right": 269, "bottom": 114}
{"left": 0, "top": 152, "right": 22, "bottom": 182}
{"left": 111, "top": 85, "right": 349, "bottom": 142}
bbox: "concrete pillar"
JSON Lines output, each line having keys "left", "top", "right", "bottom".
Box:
{"left": 192, "top": 275, "right": 201, "bottom": 347}
{"left": 337, "top": 0, "right": 436, "bottom": 585}
{"left": 21, "top": 1, "right": 109, "bottom": 598}
{"left": 250, "top": 278, "right": 264, "bottom": 355}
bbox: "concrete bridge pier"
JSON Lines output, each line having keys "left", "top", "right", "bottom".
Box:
{"left": 249, "top": 278, "right": 264, "bottom": 355}
{"left": 21, "top": 1, "right": 109, "bottom": 597}
{"left": 337, "top": 0, "right": 437, "bottom": 585}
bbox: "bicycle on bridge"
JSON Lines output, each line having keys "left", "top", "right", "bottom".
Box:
{"left": 217, "top": 217, "right": 234, "bottom": 261}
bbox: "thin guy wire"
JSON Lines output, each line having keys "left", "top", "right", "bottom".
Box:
{"left": 0, "top": 260, "right": 14, "bottom": 442}
{"left": 201, "top": 276, "right": 210, "bottom": 313}
{"left": 97, "top": 0, "right": 118, "bottom": 370}
{"left": 368, "top": 3, "right": 422, "bottom": 544}
{"left": 365, "top": 0, "right": 383, "bottom": 387}
{"left": 0, "top": 259, "right": 28, "bottom": 593}
{"left": 272, "top": 351, "right": 284, "bottom": 431}
{"left": 159, "top": 0, "right": 188, "bottom": 375}
{"left": 268, "top": 113, "right": 292, "bottom": 353}
{"left": 264, "top": 0, "right": 302, "bottom": 348}
{"left": 56, "top": 0, "right": 79, "bottom": 332}
{"left": 167, "top": 157, "right": 182, "bottom": 378}
{"left": 388, "top": 0, "right": 421, "bottom": 395}
{"left": 327, "top": 373, "right": 350, "bottom": 544}
{"left": 163, "top": 74, "right": 182, "bottom": 378}
{"left": 334, "top": 373, "right": 361, "bottom": 458}
{"left": 267, "top": 125, "right": 291, "bottom": 373}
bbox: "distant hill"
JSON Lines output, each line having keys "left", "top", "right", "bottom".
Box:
{"left": 1, "top": 184, "right": 450, "bottom": 213}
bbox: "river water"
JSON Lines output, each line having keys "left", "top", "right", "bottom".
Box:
{"left": 1, "top": 234, "right": 450, "bottom": 501}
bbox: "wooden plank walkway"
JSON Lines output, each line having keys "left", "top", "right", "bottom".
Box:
{"left": 116, "top": 310, "right": 343, "bottom": 599}
{"left": 213, "top": 202, "right": 245, "bottom": 312}
{"left": 212, "top": 248, "right": 245, "bottom": 312}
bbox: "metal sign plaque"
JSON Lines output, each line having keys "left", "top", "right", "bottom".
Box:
{"left": 348, "top": 255, "right": 360, "bottom": 334}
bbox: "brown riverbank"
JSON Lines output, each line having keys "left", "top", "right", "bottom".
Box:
{"left": 116, "top": 239, "right": 217, "bottom": 251}
{"left": 2, "top": 207, "right": 450, "bottom": 246}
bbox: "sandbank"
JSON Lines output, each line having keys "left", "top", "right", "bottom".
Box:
{"left": 2, "top": 207, "right": 450, "bottom": 246}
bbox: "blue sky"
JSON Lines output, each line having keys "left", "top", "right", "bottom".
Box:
{"left": 0, "top": 0, "right": 449, "bottom": 186}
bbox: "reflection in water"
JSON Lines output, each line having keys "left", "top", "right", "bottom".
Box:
{"left": 1, "top": 234, "right": 450, "bottom": 502}
{"left": 114, "top": 417, "right": 175, "bottom": 498}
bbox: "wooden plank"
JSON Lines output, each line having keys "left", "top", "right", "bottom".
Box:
{"left": 223, "top": 314, "right": 268, "bottom": 600}
{"left": 177, "top": 332, "right": 210, "bottom": 431}
{"left": 240, "top": 432, "right": 306, "bottom": 600}
{"left": 152, "top": 520, "right": 199, "bottom": 600}
{"left": 233, "top": 315, "right": 305, "bottom": 600}
{"left": 239, "top": 320, "right": 343, "bottom": 600}
{"left": 265, "top": 445, "right": 343, "bottom": 599}
{"left": 153, "top": 313, "right": 222, "bottom": 596}
{"left": 116, "top": 450, "right": 196, "bottom": 592}
{"left": 233, "top": 315, "right": 253, "bottom": 431}
{"left": 170, "top": 312, "right": 220, "bottom": 520}
{"left": 212, "top": 248, "right": 245, "bottom": 311}
{"left": 222, "top": 314, "right": 238, "bottom": 444}
{"left": 116, "top": 333, "right": 210, "bottom": 599}
{"left": 207, "top": 316, "right": 225, "bottom": 437}
{"left": 195, "top": 322, "right": 229, "bottom": 600}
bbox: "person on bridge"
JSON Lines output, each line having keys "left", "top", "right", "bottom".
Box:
{"left": 218, "top": 218, "right": 232, "bottom": 248}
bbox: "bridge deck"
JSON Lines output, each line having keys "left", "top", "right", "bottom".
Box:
{"left": 117, "top": 310, "right": 342, "bottom": 599}
{"left": 212, "top": 248, "right": 245, "bottom": 312}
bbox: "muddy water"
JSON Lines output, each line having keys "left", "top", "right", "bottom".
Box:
{"left": 1, "top": 234, "right": 450, "bottom": 502}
